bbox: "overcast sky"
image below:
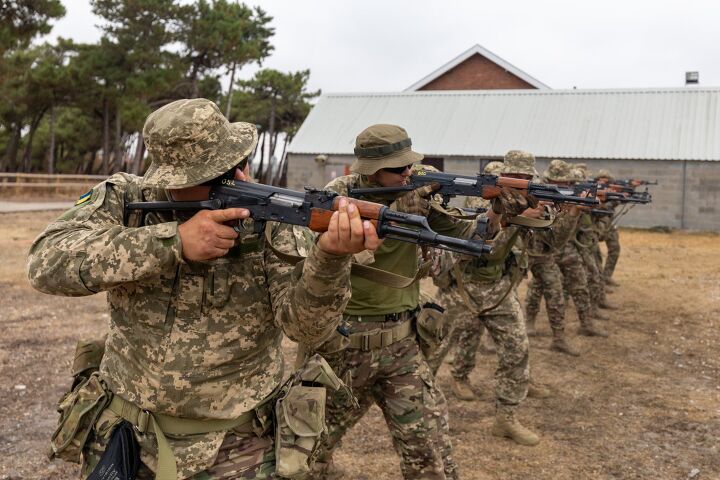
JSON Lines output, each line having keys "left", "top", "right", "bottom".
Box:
{"left": 50, "top": 0, "right": 720, "bottom": 93}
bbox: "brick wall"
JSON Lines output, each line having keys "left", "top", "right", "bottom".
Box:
{"left": 418, "top": 54, "right": 536, "bottom": 91}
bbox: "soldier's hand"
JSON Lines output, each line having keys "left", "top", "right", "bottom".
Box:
{"left": 520, "top": 205, "right": 546, "bottom": 219}
{"left": 317, "top": 198, "right": 383, "bottom": 255}
{"left": 390, "top": 184, "right": 438, "bottom": 216}
{"left": 178, "top": 208, "right": 249, "bottom": 261}
{"left": 491, "top": 188, "right": 531, "bottom": 217}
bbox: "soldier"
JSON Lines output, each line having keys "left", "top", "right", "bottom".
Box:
{"left": 553, "top": 165, "right": 609, "bottom": 339}
{"left": 306, "top": 124, "right": 529, "bottom": 479}
{"left": 27, "top": 98, "right": 381, "bottom": 479}
{"left": 435, "top": 151, "right": 550, "bottom": 447}
{"left": 524, "top": 160, "right": 588, "bottom": 356}
{"left": 595, "top": 169, "right": 622, "bottom": 285}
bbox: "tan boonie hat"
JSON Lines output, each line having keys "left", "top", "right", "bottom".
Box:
{"left": 596, "top": 169, "right": 614, "bottom": 181}
{"left": 350, "top": 124, "right": 424, "bottom": 175}
{"left": 502, "top": 150, "right": 538, "bottom": 176}
{"left": 543, "top": 159, "right": 573, "bottom": 182}
{"left": 483, "top": 161, "right": 505, "bottom": 175}
{"left": 142, "top": 98, "right": 258, "bottom": 189}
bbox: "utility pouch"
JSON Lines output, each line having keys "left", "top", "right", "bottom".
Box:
{"left": 71, "top": 337, "right": 106, "bottom": 389}
{"left": 415, "top": 302, "right": 447, "bottom": 359}
{"left": 50, "top": 373, "right": 111, "bottom": 463}
{"left": 86, "top": 421, "right": 140, "bottom": 480}
{"left": 274, "top": 354, "right": 355, "bottom": 478}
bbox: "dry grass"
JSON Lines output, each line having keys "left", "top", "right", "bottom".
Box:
{"left": 1, "top": 212, "right": 718, "bottom": 479}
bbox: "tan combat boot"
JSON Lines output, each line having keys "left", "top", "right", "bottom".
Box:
{"left": 491, "top": 407, "right": 540, "bottom": 446}
{"left": 527, "top": 381, "right": 551, "bottom": 399}
{"left": 451, "top": 377, "right": 476, "bottom": 401}
{"left": 578, "top": 325, "right": 609, "bottom": 337}
{"left": 592, "top": 308, "right": 610, "bottom": 320}
{"left": 599, "top": 300, "right": 619, "bottom": 310}
{"left": 605, "top": 277, "right": 620, "bottom": 287}
{"left": 550, "top": 332, "right": 581, "bottom": 356}
{"left": 525, "top": 312, "right": 538, "bottom": 337}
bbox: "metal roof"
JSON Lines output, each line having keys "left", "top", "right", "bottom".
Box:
{"left": 404, "top": 44, "right": 550, "bottom": 91}
{"left": 288, "top": 88, "right": 720, "bottom": 161}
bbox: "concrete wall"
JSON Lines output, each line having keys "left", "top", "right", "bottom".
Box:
{"left": 286, "top": 153, "right": 720, "bottom": 231}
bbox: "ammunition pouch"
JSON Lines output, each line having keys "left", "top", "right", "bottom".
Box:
{"left": 415, "top": 302, "right": 447, "bottom": 360}
{"left": 71, "top": 337, "right": 106, "bottom": 389}
{"left": 49, "top": 373, "right": 111, "bottom": 463}
{"left": 275, "top": 354, "right": 355, "bottom": 478}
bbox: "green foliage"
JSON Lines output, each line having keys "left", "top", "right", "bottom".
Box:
{"left": 1, "top": 0, "right": 317, "bottom": 177}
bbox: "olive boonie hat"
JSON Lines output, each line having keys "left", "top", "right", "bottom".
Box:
{"left": 483, "top": 161, "right": 505, "bottom": 175}
{"left": 351, "top": 124, "right": 424, "bottom": 175}
{"left": 142, "top": 98, "right": 258, "bottom": 189}
{"left": 502, "top": 150, "right": 538, "bottom": 176}
{"left": 543, "top": 159, "right": 572, "bottom": 182}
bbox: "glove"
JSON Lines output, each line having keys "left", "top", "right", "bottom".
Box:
{"left": 390, "top": 184, "right": 437, "bottom": 216}
{"left": 491, "top": 188, "right": 535, "bottom": 217}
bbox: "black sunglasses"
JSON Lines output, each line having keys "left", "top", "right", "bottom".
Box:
{"left": 382, "top": 164, "right": 413, "bottom": 174}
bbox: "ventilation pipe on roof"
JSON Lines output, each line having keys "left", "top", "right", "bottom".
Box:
{"left": 685, "top": 71, "right": 699, "bottom": 85}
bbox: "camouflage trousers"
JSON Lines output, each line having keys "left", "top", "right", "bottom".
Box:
{"left": 556, "top": 244, "right": 593, "bottom": 326}
{"left": 525, "top": 259, "right": 566, "bottom": 333}
{"left": 310, "top": 333, "right": 450, "bottom": 480}
{"left": 602, "top": 227, "right": 621, "bottom": 279}
{"left": 577, "top": 243, "right": 607, "bottom": 308}
{"left": 436, "top": 284, "right": 530, "bottom": 409}
{"left": 82, "top": 427, "right": 276, "bottom": 479}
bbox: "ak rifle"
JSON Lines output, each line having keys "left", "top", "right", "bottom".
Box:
{"left": 123, "top": 179, "right": 491, "bottom": 256}
{"left": 349, "top": 171, "right": 599, "bottom": 207}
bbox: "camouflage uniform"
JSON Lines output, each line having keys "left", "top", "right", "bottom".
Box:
{"left": 27, "top": 99, "right": 353, "bottom": 479}
{"left": 595, "top": 170, "right": 621, "bottom": 281}
{"left": 307, "top": 124, "right": 501, "bottom": 480}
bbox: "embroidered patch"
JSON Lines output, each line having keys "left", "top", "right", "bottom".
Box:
{"left": 75, "top": 190, "right": 93, "bottom": 206}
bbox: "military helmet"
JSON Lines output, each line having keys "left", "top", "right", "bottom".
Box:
{"left": 574, "top": 162, "right": 590, "bottom": 180}
{"left": 569, "top": 168, "right": 586, "bottom": 183}
{"left": 142, "top": 98, "right": 258, "bottom": 189}
{"left": 596, "top": 168, "right": 614, "bottom": 181}
{"left": 503, "top": 150, "right": 538, "bottom": 176}
{"left": 543, "top": 159, "right": 572, "bottom": 182}
{"left": 350, "top": 124, "right": 424, "bottom": 175}
{"left": 483, "top": 161, "right": 505, "bottom": 175}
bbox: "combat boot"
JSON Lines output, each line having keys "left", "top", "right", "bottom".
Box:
{"left": 491, "top": 407, "right": 540, "bottom": 446}
{"left": 592, "top": 308, "right": 610, "bottom": 320}
{"left": 309, "top": 461, "right": 344, "bottom": 480}
{"left": 551, "top": 337, "right": 581, "bottom": 356}
{"left": 451, "top": 378, "right": 476, "bottom": 401}
{"left": 605, "top": 277, "right": 620, "bottom": 287}
{"left": 527, "top": 381, "right": 551, "bottom": 399}
{"left": 599, "top": 300, "right": 619, "bottom": 310}
{"left": 578, "top": 324, "right": 609, "bottom": 337}
{"left": 525, "top": 314, "right": 538, "bottom": 337}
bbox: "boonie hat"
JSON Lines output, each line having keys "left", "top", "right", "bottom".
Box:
{"left": 543, "top": 159, "right": 573, "bottom": 182}
{"left": 483, "top": 161, "right": 505, "bottom": 175}
{"left": 142, "top": 98, "right": 258, "bottom": 189}
{"left": 502, "top": 150, "right": 538, "bottom": 176}
{"left": 350, "top": 124, "right": 424, "bottom": 175}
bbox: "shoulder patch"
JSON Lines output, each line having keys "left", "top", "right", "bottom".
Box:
{"left": 75, "top": 190, "right": 93, "bottom": 206}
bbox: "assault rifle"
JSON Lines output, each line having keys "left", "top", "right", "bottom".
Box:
{"left": 123, "top": 179, "right": 491, "bottom": 256}
{"left": 348, "top": 171, "right": 599, "bottom": 207}
{"left": 596, "top": 189, "right": 652, "bottom": 204}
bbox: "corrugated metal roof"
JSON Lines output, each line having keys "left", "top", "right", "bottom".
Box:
{"left": 288, "top": 88, "right": 720, "bottom": 161}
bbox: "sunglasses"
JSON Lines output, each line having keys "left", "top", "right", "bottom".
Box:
{"left": 382, "top": 164, "right": 413, "bottom": 174}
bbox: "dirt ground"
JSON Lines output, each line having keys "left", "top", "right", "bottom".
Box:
{"left": 1, "top": 211, "right": 718, "bottom": 480}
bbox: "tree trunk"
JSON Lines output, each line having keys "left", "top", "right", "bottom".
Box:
{"left": 113, "top": 110, "right": 122, "bottom": 173}
{"left": 273, "top": 134, "right": 291, "bottom": 186}
{"left": 132, "top": 132, "right": 145, "bottom": 175}
{"left": 265, "top": 97, "right": 277, "bottom": 184}
{"left": 2, "top": 123, "right": 22, "bottom": 172}
{"left": 255, "top": 132, "right": 266, "bottom": 181}
{"left": 102, "top": 98, "right": 110, "bottom": 175}
{"left": 22, "top": 110, "right": 46, "bottom": 172}
{"left": 190, "top": 62, "right": 200, "bottom": 98}
{"left": 224, "top": 61, "right": 237, "bottom": 119}
{"left": 46, "top": 104, "right": 56, "bottom": 174}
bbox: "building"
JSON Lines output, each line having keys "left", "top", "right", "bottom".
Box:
{"left": 286, "top": 47, "right": 720, "bottom": 231}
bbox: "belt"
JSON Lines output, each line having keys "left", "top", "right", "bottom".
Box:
{"left": 344, "top": 309, "right": 417, "bottom": 323}
{"left": 346, "top": 318, "right": 415, "bottom": 351}
{"left": 108, "top": 395, "right": 255, "bottom": 480}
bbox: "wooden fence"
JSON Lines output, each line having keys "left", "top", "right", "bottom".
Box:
{"left": 0, "top": 173, "right": 108, "bottom": 199}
